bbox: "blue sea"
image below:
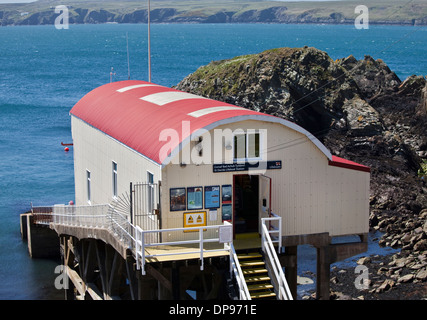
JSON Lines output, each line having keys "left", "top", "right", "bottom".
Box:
{"left": 0, "top": 23, "right": 425, "bottom": 300}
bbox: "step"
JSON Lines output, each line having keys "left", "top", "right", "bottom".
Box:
{"left": 247, "top": 283, "right": 274, "bottom": 291}
{"left": 237, "top": 253, "right": 262, "bottom": 260}
{"left": 240, "top": 260, "right": 265, "bottom": 268}
{"left": 250, "top": 291, "right": 276, "bottom": 299}
{"left": 242, "top": 268, "right": 268, "bottom": 276}
{"left": 245, "top": 275, "right": 271, "bottom": 283}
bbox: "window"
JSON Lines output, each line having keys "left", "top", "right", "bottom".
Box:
{"left": 86, "top": 170, "right": 91, "bottom": 204}
{"left": 147, "top": 171, "right": 154, "bottom": 213}
{"left": 234, "top": 134, "right": 246, "bottom": 159}
{"left": 233, "top": 131, "right": 261, "bottom": 160}
{"left": 112, "top": 161, "right": 118, "bottom": 198}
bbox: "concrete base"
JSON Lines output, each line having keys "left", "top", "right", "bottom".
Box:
{"left": 22, "top": 214, "right": 60, "bottom": 259}
{"left": 282, "top": 232, "right": 368, "bottom": 300}
{"left": 20, "top": 213, "right": 28, "bottom": 240}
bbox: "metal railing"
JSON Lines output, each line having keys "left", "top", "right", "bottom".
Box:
{"left": 229, "top": 243, "right": 251, "bottom": 300}
{"left": 31, "top": 206, "right": 53, "bottom": 225}
{"left": 262, "top": 213, "right": 282, "bottom": 253}
{"left": 261, "top": 216, "right": 293, "bottom": 300}
{"left": 135, "top": 222, "right": 233, "bottom": 275}
{"left": 51, "top": 204, "right": 109, "bottom": 228}
{"left": 32, "top": 204, "right": 136, "bottom": 249}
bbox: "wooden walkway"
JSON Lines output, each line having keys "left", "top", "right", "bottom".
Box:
{"left": 144, "top": 232, "right": 261, "bottom": 263}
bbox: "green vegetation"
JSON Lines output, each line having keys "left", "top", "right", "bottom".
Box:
{"left": 192, "top": 55, "right": 255, "bottom": 96}
{"left": 419, "top": 159, "right": 427, "bottom": 178}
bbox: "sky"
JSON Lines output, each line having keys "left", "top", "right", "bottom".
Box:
{"left": 0, "top": 0, "right": 37, "bottom": 3}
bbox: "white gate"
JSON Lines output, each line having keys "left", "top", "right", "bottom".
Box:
{"left": 132, "top": 182, "right": 160, "bottom": 243}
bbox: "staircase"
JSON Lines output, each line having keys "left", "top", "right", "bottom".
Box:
{"left": 237, "top": 251, "right": 276, "bottom": 299}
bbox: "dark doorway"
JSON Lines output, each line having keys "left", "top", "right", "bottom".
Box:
{"left": 233, "top": 174, "right": 259, "bottom": 234}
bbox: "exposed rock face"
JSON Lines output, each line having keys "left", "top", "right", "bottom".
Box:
{"left": 422, "top": 82, "right": 427, "bottom": 115}
{"left": 176, "top": 47, "right": 362, "bottom": 135}
{"left": 175, "top": 47, "right": 427, "bottom": 249}
{"left": 337, "top": 55, "right": 401, "bottom": 99}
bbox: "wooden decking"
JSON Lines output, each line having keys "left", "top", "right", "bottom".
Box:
{"left": 144, "top": 232, "right": 262, "bottom": 263}
{"left": 144, "top": 245, "right": 229, "bottom": 263}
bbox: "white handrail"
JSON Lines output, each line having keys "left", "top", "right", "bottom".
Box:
{"left": 34, "top": 203, "right": 136, "bottom": 248}
{"left": 262, "top": 213, "right": 282, "bottom": 253}
{"left": 229, "top": 243, "right": 251, "bottom": 300}
{"left": 134, "top": 222, "right": 232, "bottom": 276}
{"left": 261, "top": 217, "right": 293, "bottom": 300}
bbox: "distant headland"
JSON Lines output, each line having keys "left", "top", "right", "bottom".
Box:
{"left": 1, "top": 0, "right": 426, "bottom": 26}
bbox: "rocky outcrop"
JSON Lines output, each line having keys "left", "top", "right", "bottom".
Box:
{"left": 422, "top": 82, "right": 427, "bottom": 115}
{"left": 176, "top": 47, "right": 363, "bottom": 134}
{"left": 176, "top": 47, "right": 427, "bottom": 270}
{"left": 337, "top": 55, "right": 402, "bottom": 99}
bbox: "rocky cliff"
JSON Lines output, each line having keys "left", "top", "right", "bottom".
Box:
{"left": 176, "top": 46, "right": 427, "bottom": 248}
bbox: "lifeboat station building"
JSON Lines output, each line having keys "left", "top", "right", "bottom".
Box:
{"left": 65, "top": 80, "right": 370, "bottom": 300}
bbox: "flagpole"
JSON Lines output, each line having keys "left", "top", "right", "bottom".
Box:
{"left": 126, "top": 32, "right": 131, "bottom": 80}
{"left": 148, "top": 0, "right": 152, "bottom": 83}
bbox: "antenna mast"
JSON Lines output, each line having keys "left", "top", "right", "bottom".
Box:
{"left": 126, "top": 32, "right": 131, "bottom": 80}
{"left": 110, "top": 67, "right": 116, "bottom": 83}
{"left": 148, "top": 0, "right": 152, "bottom": 82}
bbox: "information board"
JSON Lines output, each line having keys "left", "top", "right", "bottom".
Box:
{"left": 170, "top": 188, "right": 186, "bottom": 211}
{"left": 187, "top": 186, "right": 203, "bottom": 210}
{"left": 204, "top": 185, "right": 220, "bottom": 209}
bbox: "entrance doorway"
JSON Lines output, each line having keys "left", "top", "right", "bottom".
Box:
{"left": 233, "top": 175, "right": 259, "bottom": 234}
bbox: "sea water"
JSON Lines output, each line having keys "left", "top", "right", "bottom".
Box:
{"left": 0, "top": 23, "right": 425, "bottom": 300}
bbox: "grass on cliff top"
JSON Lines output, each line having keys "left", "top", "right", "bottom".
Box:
{"left": 192, "top": 48, "right": 288, "bottom": 79}
{"left": 193, "top": 54, "right": 253, "bottom": 78}
{"left": 190, "top": 47, "right": 307, "bottom": 96}
{"left": 192, "top": 47, "right": 309, "bottom": 79}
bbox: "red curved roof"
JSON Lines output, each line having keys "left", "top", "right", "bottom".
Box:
{"left": 70, "top": 80, "right": 335, "bottom": 166}
{"left": 329, "top": 156, "right": 371, "bottom": 173}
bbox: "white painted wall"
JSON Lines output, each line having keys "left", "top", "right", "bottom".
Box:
{"left": 71, "top": 116, "right": 161, "bottom": 207}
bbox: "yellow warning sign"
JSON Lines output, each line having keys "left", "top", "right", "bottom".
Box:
{"left": 184, "top": 211, "right": 206, "bottom": 232}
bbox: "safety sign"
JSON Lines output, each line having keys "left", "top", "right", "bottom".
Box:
{"left": 183, "top": 211, "right": 207, "bottom": 232}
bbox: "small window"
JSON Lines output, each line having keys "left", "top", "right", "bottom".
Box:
{"left": 233, "top": 131, "right": 261, "bottom": 160}
{"left": 234, "top": 134, "right": 246, "bottom": 159}
{"left": 86, "top": 170, "right": 91, "bottom": 204}
{"left": 147, "top": 171, "right": 154, "bottom": 184}
{"left": 147, "top": 172, "right": 154, "bottom": 213}
{"left": 247, "top": 132, "right": 260, "bottom": 158}
{"left": 112, "top": 162, "right": 118, "bottom": 198}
